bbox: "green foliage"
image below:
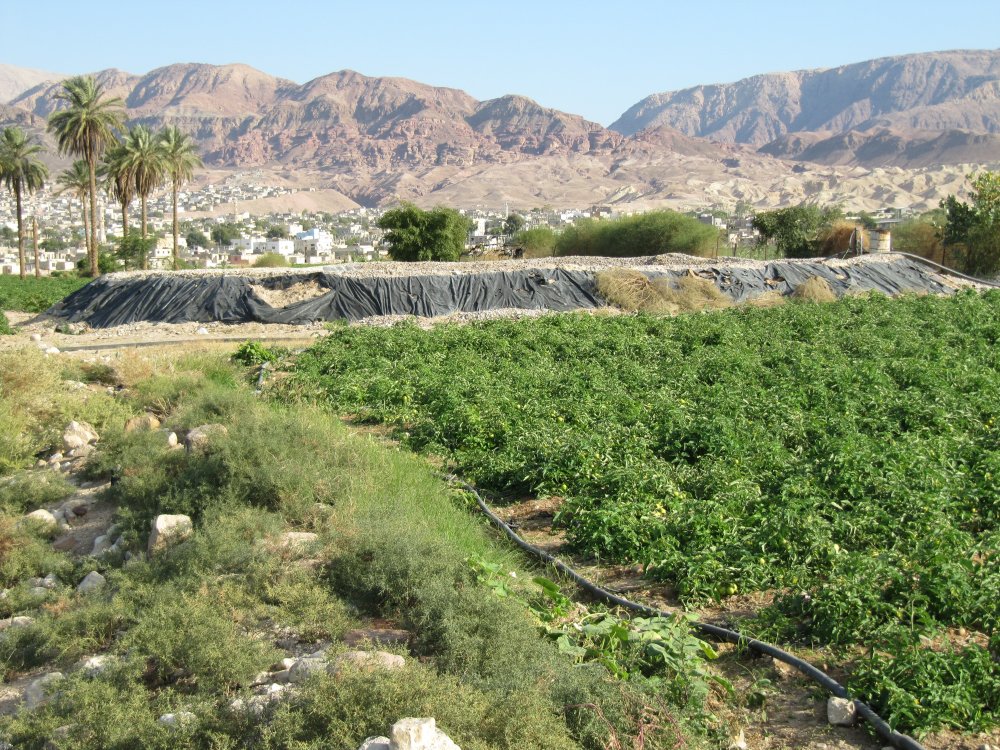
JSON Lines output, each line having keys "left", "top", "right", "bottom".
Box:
{"left": 289, "top": 292, "right": 1000, "bottom": 733}
{"left": 752, "top": 204, "right": 843, "bottom": 258}
{"left": 211, "top": 223, "right": 243, "bottom": 247}
{"left": 253, "top": 252, "right": 288, "bottom": 268}
{"left": 503, "top": 213, "right": 526, "bottom": 237}
{"left": 514, "top": 226, "right": 558, "bottom": 257}
{"left": 942, "top": 171, "right": 1000, "bottom": 276}
{"left": 0, "top": 311, "right": 12, "bottom": 335}
{"left": 554, "top": 211, "right": 718, "bottom": 258}
{"left": 892, "top": 214, "right": 944, "bottom": 260}
{"left": 0, "top": 275, "right": 88, "bottom": 312}
{"left": 185, "top": 228, "right": 210, "bottom": 250}
{"left": 377, "top": 203, "right": 472, "bottom": 262}
{"left": 231, "top": 340, "right": 285, "bottom": 366}
{"left": 266, "top": 225, "right": 288, "bottom": 239}
{"left": 114, "top": 234, "right": 157, "bottom": 270}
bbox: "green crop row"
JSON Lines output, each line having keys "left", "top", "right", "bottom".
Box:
{"left": 288, "top": 291, "right": 1000, "bottom": 735}
{"left": 0, "top": 275, "right": 88, "bottom": 313}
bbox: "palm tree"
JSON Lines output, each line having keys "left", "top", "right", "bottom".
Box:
{"left": 56, "top": 161, "right": 92, "bottom": 259}
{"left": 102, "top": 141, "right": 134, "bottom": 240}
{"left": 157, "top": 126, "right": 201, "bottom": 270}
{"left": 0, "top": 127, "right": 49, "bottom": 280}
{"left": 125, "top": 125, "right": 164, "bottom": 244}
{"left": 47, "top": 76, "right": 124, "bottom": 276}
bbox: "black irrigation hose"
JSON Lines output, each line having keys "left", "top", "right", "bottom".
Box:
{"left": 445, "top": 475, "right": 927, "bottom": 750}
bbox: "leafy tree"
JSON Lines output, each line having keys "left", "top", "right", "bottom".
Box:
{"left": 892, "top": 213, "right": 944, "bottom": 262}
{"left": 266, "top": 225, "right": 288, "bottom": 239}
{"left": 514, "top": 226, "right": 558, "bottom": 258}
{"left": 942, "top": 171, "right": 1000, "bottom": 276}
{"left": 0, "top": 226, "right": 14, "bottom": 243}
{"left": 377, "top": 204, "right": 471, "bottom": 262}
{"left": 503, "top": 213, "right": 525, "bottom": 237}
{"left": 211, "top": 223, "right": 242, "bottom": 247}
{"left": 115, "top": 233, "right": 157, "bottom": 270}
{"left": 157, "top": 126, "right": 202, "bottom": 270}
{"left": 47, "top": 76, "right": 125, "bottom": 276}
{"left": 0, "top": 127, "right": 48, "bottom": 279}
{"left": 752, "top": 204, "right": 842, "bottom": 258}
{"left": 554, "top": 211, "right": 718, "bottom": 258}
{"left": 56, "top": 160, "right": 92, "bottom": 259}
{"left": 185, "top": 229, "right": 210, "bottom": 250}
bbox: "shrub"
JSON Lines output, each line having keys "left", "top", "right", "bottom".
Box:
{"left": 555, "top": 211, "right": 718, "bottom": 258}
{"left": 0, "top": 311, "right": 12, "bottom": 335}
{"left": 253, "top": 252, "right": 289, "bottom": 268}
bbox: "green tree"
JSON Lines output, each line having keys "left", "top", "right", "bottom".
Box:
{"left": 752, "top": 204, "right": 842, "bottom": 258}
{"left": 554, "top": 211, "right": 719, "bottom": 258}
{"left": 56, "top": 160, "right": 92, "bottom": 261}
{"left": 0, "top": 127, "right": 48, "bottom": 279}
{"left": 942, "top": 171, "right": 1000, "bottom": 276}
{"left": 266, "top": 225, "right": 288, "bottom": 239}
{"left": 115, "top": 233, "right": 157, "bottom": 270}
{"left": 513, "top": 226, "right": 558, "bottom": 258}
{"left": 123, "top": 125, "right": 165, "bottom": 253}
{"left": 185, "top": 229, "right": 210, "bottom": 250}
{"left": 377, "top": 204, "right": 471, "bottom": 262}
{"left": 157, "top": 126, "right": 202, "bottom": 270}
{"left": 211, "top": 223, "right": 242, "bottom": 247}
{"left": 503, "top": 213, "right": 525, "bottom": 237}
{"left": 47, "top": 76, "right": 125, "bottom": 276}
{"left": 102, "top": 141, "right": 135, "bottom": 240}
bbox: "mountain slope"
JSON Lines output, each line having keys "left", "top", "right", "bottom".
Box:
{"left": 0, "top": 63, "right": 64, "bottom": 103}
{"left": 612, "top": 49, "right": 1000, "bottom": 145}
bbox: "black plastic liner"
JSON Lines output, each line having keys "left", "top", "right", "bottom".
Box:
{"left": 49, "top": 257, "right": 961, "bottom": 329}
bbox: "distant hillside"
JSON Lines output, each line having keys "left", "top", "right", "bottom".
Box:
{"left": 612, "top": 50, "right": 1000, "bottom": 148}
{"left": 0, "top": 63, "right": 64, "bottom": 103}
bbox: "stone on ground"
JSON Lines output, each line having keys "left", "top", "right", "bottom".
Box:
{"left": 157, "top": 711, "right": 197, "bottom": 729}
{"left": 22, "top": 509, "right": 58, "bottom": 530}
{"left": 147, "top": 514, "right": 193, "bottom": 555}
{"left": 23, "top": 672, "right": 64, "bottom": 710}
{"left": 125, "top": 414, "right": 161, "bottom": 432}
{"left": 0, "top": 616, "right": 34, "bottom": 631}
{"left": 329, "top": 650, "right": 406, "bottom": 675}
{"left": 358, "top": 738, "right": 391, "bottom": 750}
{"left": 62, "top": 421, "right": 99, "bottom": 452}
{"left": 185, "top": 424, "right": 228, "bottom": 452}
{"left": 827, "top": 696, "right": 857, "bottom": 726}
{"left": 390, "top": 718, "right": 460, "bottom": 750}
{"left": 76, "top": 571, "right": 106, "bottom": 594}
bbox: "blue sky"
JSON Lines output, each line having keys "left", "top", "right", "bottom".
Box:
{"left": 4, "top": 0, "right": 998, "bottom": 125}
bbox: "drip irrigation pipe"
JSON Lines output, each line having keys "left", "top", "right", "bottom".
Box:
{"left": 445, "top": 475, "right": 926, "bottom": 750}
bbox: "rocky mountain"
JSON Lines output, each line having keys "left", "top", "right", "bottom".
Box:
{"left": 612, "top": 49, "right": 1000, "bottom": 153}
{"left": 0, "top": 57, "right": 998, "bottom": 210}
{"left": 0, "top": 64, "right": 64, "bottom": 104}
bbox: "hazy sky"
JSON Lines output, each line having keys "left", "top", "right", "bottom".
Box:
{"left": 4, "top": 0, "right": 999, "bottom": 125}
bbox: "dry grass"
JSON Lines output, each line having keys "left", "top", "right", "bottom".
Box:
{"left": 819, "top": 221, "right": 869, "bottom": 256}
{"left": 653, "top": 274, "right": 733, "bottom": 312}
{"left": 595, "top": 270, "right": 679, "bottom": 314}
{"left": 792, "top": 275, "right": 838, "bottom": 303}
{"left": 744, "top": 290, "right": 787, "bottom": 308}
{"left": 597, "top": 270, "right": 738, "bottom": 315}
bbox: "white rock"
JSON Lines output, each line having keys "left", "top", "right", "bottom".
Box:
{"left": 23, "top": 509, "right": 58, "bottom": 530}
{"left": 358, "top": 738, "right": 391, "bottom": 750}
{"left": 80, "top": 654, "right": 113, "bottom": 677}
{"left": 270, "top": 668, "right": 292, "bottom": 684}
{"left": 288, "top": 657, "right": 326, "bottom": 684}
{"left": 329, "top": 650, "right": 405, "bottom": 675}
{"left": 157, "top": 711, "right": 197, "bottom": 729}
{"left": 184, "top": 423, "right": 228, "bottom": 452}
{"left": 195, "top": 327, "right": 209, "bottom": 335}
{"left": 827, "top": 696, "right": 857, "bottom": 727}
{"left": 390, "top": 718, "right": 461, "bottom": 750}
{"left": 76, "top": 571, "right": 106, "bottom": 594}
{"left": 165, "top": 431, "right": 178, "bottom": 448}
{"left": 45, "top": 347, "right": 61, "bottom": 355}
{"left": 23, "top": 672, "right": 65, "bottom": 709}
{"left": 728, "top": 729, "right": 748, "bottom": 750}
{"left": 125, "top": 414, "right": 161, "bottom": 433}
{"left": 30, "top": 333, "right": 41, "bottom": 342}
{"left": 62, "top": 421, "right": 98, "bottom": 452}
{"left": 147, "top": 514, "right": 193, "bottom": 555}
{"left": 0, "top": 616, "right": 34, "bottom": 631}
{"left": 67, "top": 444, "right": 94, "bottom": 459}
{"left": 29, "top": 586, "right": 48, "bottom": 596}
{"left": 42, "top": 573, "right": 60, "bottom": 589}
{"left": 90, "top": 535, "right": 112, "bottom": 556}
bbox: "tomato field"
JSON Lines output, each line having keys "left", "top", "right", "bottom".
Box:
{"left": 291, "top": 292, "right": 1000, "bottom": 735}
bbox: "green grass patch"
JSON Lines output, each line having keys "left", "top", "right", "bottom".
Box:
{"left": 0, "top": 275, "right": 89, "bottom": 313}
{"left": 285, "top": 290, "right": 1000, "bottom": 735}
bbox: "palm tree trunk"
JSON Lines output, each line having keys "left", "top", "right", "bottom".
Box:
{"left": 32, "top": 215, "right": 40, "bottom": 278}
{"left": 140, "top": 195, "right": 148, "bottom": 270}
{"left": 80, "top": 199, "right": 89, "bottom": 263}
{"left": 122, "top": 203, "right": 129, "bottom": 239}
{"left": 172, "top": 178, "right": 179, "bottom": 271}
{"left": 15, "top": 185, "right": 25, "bottom": 280}
{"left": 87, "top": 157, "right": 99, "bottom": 276}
